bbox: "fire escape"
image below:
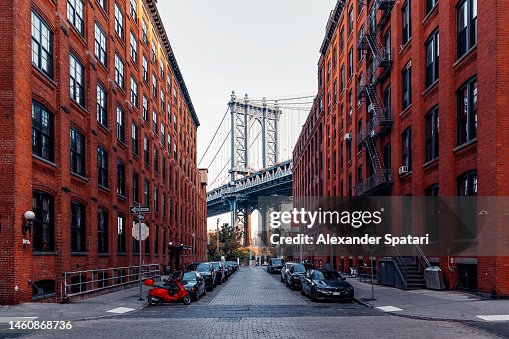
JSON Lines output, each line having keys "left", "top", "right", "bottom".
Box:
{"left": 356, "top": 0, "right": 395, "bottom": 196}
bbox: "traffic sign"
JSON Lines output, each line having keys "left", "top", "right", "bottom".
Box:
{"left": 130, "top": 206, "right": 151, "bottom": 214}
{"left": 132, "top": 222, "right": 149, "bottom": 241}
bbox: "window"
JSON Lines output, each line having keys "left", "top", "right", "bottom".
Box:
{"left": 162, "top": 157, "right": 166, "bottom": 181}
{"left": 70, "top": 128, "right": 85, "bottom": 176}
{"left": 142, "top": 95, "right": 148, "bottom": 121}
{"left": 98, "top": 210, "right": 108, "bottom": 254}
{"left": 96, "top": 84, "right": 107, "bottom": 127}
{"left": 357, "top": 25, "right": 364, "bottom": 63}
{"left": 32, "top": 101, "right": 54, "bottom": 161}
{"left": 32, "top": 11, "right": 54, "bottom": 78}
{"left": 143, "top": 135, "right": 149, "bottom": 165}
{"left": 132, "top": 171, "right": 139, "bottom": 202}
{"left": 458, "top": 171, "right": 477, "bottom": 196}
{"left": 93, "top": 23, "right": 107, "bottom": 67}
{"left": 160, "top": 90, "right": 165, "bottom": 110}
{"left": 144, "top": 180, "right": 150, "bottom": 206}
{"left": 152, "top": 74, "right": 157, "bottom": 99}
{"left": 348, "top": 6, "right": 354, "bottom": 36}
{"left": 402, "top": 0, "right": 411, "bottom": 45}
{"left": 70, "top": 54, "right": 85, "bottom": 106}
{"left": 457, "top": 77, "right": 477, "bottom": 145}
{"left": 154, "top": 186, "right": 159, "bottom": 213}
{"left": 114, "top": 54, "right": 124, "bottom": 89}
{"left": 358, "top": 165, "right": 363, "bottom": 185}
{"left": 340, "top": 27, "right": 345, "bottom": 52}
{"left": 130, "top": 77, "right": 138, "bottom": 107}
{"left": 132, "top": 123, "right": 139, "bottom": 155}
{"left": 142, "top": 20, "right": 148, "bottom": 45}
{"left": 160, "top": 61, "right": 164, "bottom": 79}
{"left": 384, "top": 85, "right": 391, "bottom": 113}
{"left": 333, "top": 46, "right": 337, "bottom": 68}
{"left": 142, "top": 55, "right": 148, "bottom": 83}
{"left": 402, "top": 62, "right": 412, "bottom": 110}
{"left": 97, "top": 147, "right": 108, "bottom": 187}
{"left": 130, "top": 31, "right": 138, "bottom": 63}
{"left": 425, "top": 107, "right": 439, "bottom": 162}
{"left": 333, "top": 79, "right": 337, "bottom": 104}
{"left": 154, "top": 225, "right": 159, "bottom": 255}
{"left": 67, "top": 0, "right": 84, "bottom": 35}
{"left": 457, "top": 170, "right": 478, "bottom": 239}
{"left": 348, "top": 90, "right": 353, "bottom": 118}
{"left": 130, "top": 0, "right": 137, "bottom": 20}
{"left": 340, "top": 65, "right": 345, "bottom": 91}
{"left": 114, "top": 2, "right": 124, "bottom": 40}
{"left": 425, "top": 30, "right": 439, "bottom": 87}
{"left": 160, "top": 124, "right": 165, "bottom": 144}
{"left": 426, "top": 0, "right": 438, "bottom": 14}
{"left": 152, "top": 110, "right": 157, "bottom": 133}
{"left": 348, "top": 173, "right": 353, "bottom": 196}
{"left": 116, "top": 106, "right": 125, "bottom": 143}
{"left": 402, "top": 128, "right": 412, "bottom": 170}
{"left": 383, "top": 143, "right": 391, "bottom": 170}
{"left": 117, "top": 161, "right": 125, "bottom": 196}
{"left": 457, "top": 0, "right": 477, "bottom": 58}
{"left": 117, "top": 215, "right": 126, "bottom": 253}
{"left": 347, "top": 132, "right": 352, "bottom": 161}
{"left": 151, "top": 41, "right": 156, "bottom": 62}
{"left": 153, "top": 148, "right": 159, "bottom": 173}
{"left": 71, "top": 202, "right": 86, "bottom": 252}
{"left": 32, "top": 191, "right": 54, "bottom": 251}
{"left": 348, "top": 47, "right": 353, "bottom": 78}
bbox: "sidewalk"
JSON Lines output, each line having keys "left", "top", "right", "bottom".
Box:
{"left": 348, "top": 277, "right": 509, "bottom": 322}
{"left": 0, "top": 285, "right": 150, "bottom": 324}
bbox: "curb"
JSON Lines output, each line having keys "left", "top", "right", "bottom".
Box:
{"left": 373, "top": 308, "right": 485, "bottom": 323}
{"left": 71, "top": 301, "right": 149, "bottom": 323}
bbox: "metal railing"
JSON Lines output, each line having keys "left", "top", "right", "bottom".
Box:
{"left": 61, "top": 264, "right": 160, "bottom": 299}
{"left": 356, "top": 170, "right": 392, "bottom": 196}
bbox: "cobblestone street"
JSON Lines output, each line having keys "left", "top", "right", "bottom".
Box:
{"left": 6, "top": 267, "right": 500, "bottom": 339}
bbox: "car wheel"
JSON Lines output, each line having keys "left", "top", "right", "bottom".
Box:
{"left": 311, "top": 288, "right": 317, "bottom": 301}
{"left": 182, "top": 295, "right": 191, "bottom": 305}
{"left": 301, "top": 286, "right": 305, "bottom": 295}
{"left": 202, "top": 288, "right": 207, "bottom": 297}
{"left": 280, "top": 275, "right": 284, "bottom": 282}
{"left": 285, "top": 279, "right": 290, "bottom": 288}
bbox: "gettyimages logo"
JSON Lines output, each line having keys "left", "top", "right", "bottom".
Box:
{"left": 269, "top": 207, "right": 385, "bottom": 230}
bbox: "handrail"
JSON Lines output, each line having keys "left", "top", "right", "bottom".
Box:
{"left": 414, "top": 244, "right": 432, "bottom": 269}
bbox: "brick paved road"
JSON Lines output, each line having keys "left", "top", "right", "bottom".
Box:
{"left": 10, "top": 267, "right": 500, "bottom": 338}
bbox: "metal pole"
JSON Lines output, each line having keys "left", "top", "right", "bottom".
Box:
{"left": 193, "top": 232, "right": 196, "bottom": 263}
{"left": 138, "top": 204, "right": 143, "bottom": 301}
{"left": 370, "top": 244, "right": 375, "bottom": 300}
{"left": 216, "top": 218, "right": 220, "bottom": 260}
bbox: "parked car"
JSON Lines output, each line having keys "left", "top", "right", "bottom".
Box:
{"left": 301, "top": 269, "right": 354, "bottom": 302}
{"left": 170, "top": 270, "right": 207, "bottom": 301}
{"left": 211, "top": 261, "right": 227, "bottom": 284}
{"left": 186, "top": 262, "right": 217, "bottom": 291}
{"left": 284, "top": 263, "right": 315, "bottom": 290}
{"left": 280, "top": 262, "right": 294, "bottom": 283}
{"left": 267, "top": 258, "right": 285, "bottom": 273}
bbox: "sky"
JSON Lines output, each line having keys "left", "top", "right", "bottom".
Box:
{"left": 157, "top": 0, "right": 337, "bottom": 231}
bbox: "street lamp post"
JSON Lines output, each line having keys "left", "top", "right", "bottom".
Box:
{"left": 216, "top": 218, "right": 220, "bottom": 260}
{"left": 192, "top": 231, "right": 196, "bottom": 263}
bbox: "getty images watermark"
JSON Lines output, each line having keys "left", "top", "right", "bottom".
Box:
{"left": 268, "top": 207, "right": 430, "bottom": 247}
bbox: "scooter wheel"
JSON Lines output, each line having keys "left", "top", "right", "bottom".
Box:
{"left": 182, "top": 295, "right": 191, "bottom": 305}
{"left": 147, "top": 296, "right": 160, "bottom": 306}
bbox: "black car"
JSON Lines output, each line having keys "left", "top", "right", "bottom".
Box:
{"left": 186, "top": 262, "right": 217, "bottom": 291}
{"left": 284, "top": 263, "right": 315, "bottom": 290}
{"left": 171, "top": 270, "right": 207, "bottom": 301}
{"left": 301, "top": 269, "right": 354, "bottom": 302}
{"left": 211, "top": 261, "right": 227, "bottom": 284}
{"left": 267, "top": 258, "right": 285, "bottom": 273}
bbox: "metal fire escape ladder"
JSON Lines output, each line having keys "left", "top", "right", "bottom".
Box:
{"left": 356, "top": 0, "right": 394, "bottom": 196}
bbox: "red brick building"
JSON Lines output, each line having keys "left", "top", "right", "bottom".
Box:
{"left": 293, "top": 0, "right": 509, "bottom": 296}
{"left": 0, "top": 0, "right": 207, "bottom": 304}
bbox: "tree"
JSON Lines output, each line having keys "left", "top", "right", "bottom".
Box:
{"left": 207, "top": 223, "right": 244, "bottom": 261}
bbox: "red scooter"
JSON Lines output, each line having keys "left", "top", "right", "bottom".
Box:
{"left": 144, "top": 277, "right": 191, "bottom": 305}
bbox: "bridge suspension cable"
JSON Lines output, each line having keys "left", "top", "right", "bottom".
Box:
{"left": 198, "top": 107, "right": 229, "bottom": 167}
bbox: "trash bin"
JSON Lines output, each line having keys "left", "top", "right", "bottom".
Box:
{"left": 424, "top": 266, "right": 445, "bottom": 290}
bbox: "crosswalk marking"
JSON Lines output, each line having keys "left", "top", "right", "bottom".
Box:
{"left": 106, "top": 307, "right": 135, "bottom": 314}
{"left": 376, "top": 306, "right": 403, "bottom": 312}
{"left": 476, "top": 315, "right": 509, "bottom": 322}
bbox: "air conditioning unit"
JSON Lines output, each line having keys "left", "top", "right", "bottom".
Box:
{"left": 398, "top": 166, "right": 409, "bottom": 175}
{"left": 344, "top": 133, "right": 352, "bottom": 141}
{"left": 368, "top": 104, "right": 375, "bottom": 113}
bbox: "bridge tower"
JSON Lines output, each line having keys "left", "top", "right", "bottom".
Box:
{"left": 226, "top": 91, "right": 282, "bottom": 246}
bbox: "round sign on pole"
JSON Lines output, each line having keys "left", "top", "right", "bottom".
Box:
{"left": 132, "top": 222, "right": 149, "bottom": 241}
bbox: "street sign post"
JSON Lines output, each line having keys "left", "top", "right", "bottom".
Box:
{"left": 129, "top": 206, "right": 151, "bottom": 214}
{"left": 129, "top": 204, "right": 150, "bottom": 300}
{"left": 132, "top": 222, "right": 149, "bottom": 241}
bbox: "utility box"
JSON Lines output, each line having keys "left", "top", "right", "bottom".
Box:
{"left": 424, "top": 266, "right": 445, "bottom": 290}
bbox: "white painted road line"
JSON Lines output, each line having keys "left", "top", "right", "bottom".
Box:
{"left": 476, "top": 315, "right": 509, "bottom": 322}
{"left": 0, "top": 317, "right": 38, "bottom": 323}
{"left": 376, "top": 306, "right": 403, "bottom": 312}
{"left": 106, "top": 307, "right": 136, "bottom": 314}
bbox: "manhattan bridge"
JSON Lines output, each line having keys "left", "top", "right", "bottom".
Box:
{"left": 200, "top": 91, "right": 312, "bottom": 248}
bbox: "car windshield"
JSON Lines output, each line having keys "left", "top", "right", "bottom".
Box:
{"left": 196, "top": 263, "right": 210, "bottom": 272}
{"left": 212, "top": 262, "right": 220, "bottom": 270}
{"left": 313, "top": 271, "right": 325, "bottom": 281}
{"left": 303, "top": 264, "right": 315, "bottom": 271}
{"left": 271, "top": 259, "right": 282, "bottom": 265}
{"left": 322, "top": 271, "right": 341, "bottom": 280}
{"left": 182, "top": 272, "right": 196, "bottom": 281}
{"left": 292, "top": 264, "right": 306, "bottom": 273}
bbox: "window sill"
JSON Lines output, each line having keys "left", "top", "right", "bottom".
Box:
{"left": 32, "top": 251, "right": 57, "bottom": 256}
{"left": 118, "top": 253, "right": 127, "bottom": 256}
{"left": 422, "top": 5, "right": 439, "bottom": 26}
{"left": 97, "top": 123, "right": 110, "bottom": 135}
{"left": 99, "top": 185, "right": 111, "bottom": 193}
{"left": 32, "top": 67, "right": 57, "bottom": 89}
{"left": 32, "top": 154, "right": 58, "bottom": 168}
{"left": 453, "top": 45, "right": 477, "bottom": 70}
{"left": 68, "top": 23, "right": 87, "bottom": 47}
{"left": 70, "top": 100, "right": 87, "bottom": 116}
{"left": 71, "top": 172, "right": 88, "bottom": 182}
{"left": 71, "top": 252, "right": 88, "bottom": 256}
{"left": 98, "top": 253, "right": 110, "bottom": 257}
{"left": 118, "top": 194, "right": 128, "bottom": 201}
{"left": 400, "top": 104, "right": 412, "bottom": 118}
{"left": 422, "top": 80, "right": 439, "bottom": 97}
{"left": 399, "top": 38, "right": 412, "bottom": 56}
{"left": 117, "top": 140, "right": 128, "bottom": 149}
{"left": 423, "top": 158, "right": 439, "bottom": 171}
{"left": 399, "top": 171, "right": 413, "bottom": 179}
{"left": 454, "top": 138, "right": 477, "bottom": 155}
